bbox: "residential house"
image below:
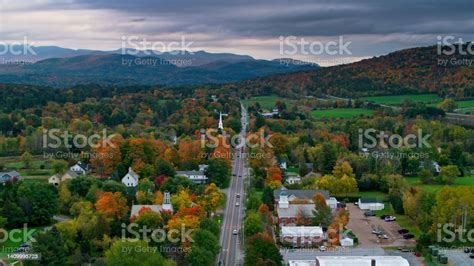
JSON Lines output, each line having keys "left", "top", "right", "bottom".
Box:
{"left": 357, "top": 198, "right": 385, "bottom": 211}
{"left": 48, "top": 170, "right": 78, "bottom": 186}
{"left": 259, "top": 108, "right": 279, "bottom": 118}
{"left": 280, "top": 226, "right": 324, "bottom": 248}
{"left": 274, "top": 189, "right": 338, "bottom": 225}
{"left": 176, "top": 170, "right": 208, "bottom": 184}
{"left": 198, "top": 164, "right": 209, "bottom": 172}
{"left": 280, "top": 161, "right": 287, "bottom": 170}
{"left": 130, "top": 192, "right": 174, "bottom": 218}
{"left": 340, "top": 237, "right": 354, "bottom": 247}
{"left": 122, "top": 167, "right": 139, "bottom": 188}
{"left": 0, "top": 171, "right": 21, "bottom": 183}
{"left": 285, "top": 173, "right": 302, "bottom": 185}
{"left": 70, "top": 161, "right": 89, "bottom": 175}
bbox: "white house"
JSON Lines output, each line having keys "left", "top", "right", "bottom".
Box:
{"left": 122, "top": 167, "right": 139, "bottom": 188}
{"left": 48, "top": 170, "right": 78, "bottom": 186}
{"left": 340, "top": 237, "right": 354, "bottom": 247}
{"left": 130, "top": 192, "right": 173, "bottom": 218}
{"left": 280, "top": 161, "right": 287, "bottom": 170}
{"left": 69, "top": 161, "right": 89, "bottom": 175}
{"left": 176, "top": 170, "right": 208, "bottom": 184}
{"left": 358, "top": 198, "right": 385, "bottom": 211}
{"left": 285, "top": 173, "right": 302, "bottom": 185}
{"left": 280, "top": 226, "right": 324, "bottom": 247}
{"left": 0, "top": 171, "right": 21, "bottom": 183}
{"left": 198, "top": 164, "right": 209, "bottom": 172}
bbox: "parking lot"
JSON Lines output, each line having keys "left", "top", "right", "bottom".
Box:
{"left": 443, "top": 248, "right": 474, "bottom": 266}
{"left": 346, "top": 204, "right": 416, "bottom": 248}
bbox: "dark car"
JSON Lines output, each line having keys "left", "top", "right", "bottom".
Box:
{"left": 364, "top": 211, "right": 376, "bottom": 217}
{"left": 470, "top": 253, "right": 474, "bottom": 259}
{"left": 380, "top": 215, "right": 389, "bottom": 220}
{"left": 464, "top": 248, "right": 471, "bottom": 253}
{"left": 398, "top": 229, "right": 409, "bottom": 234}
{"left": 403, "top": 234, "right": 415, "bottom": 239}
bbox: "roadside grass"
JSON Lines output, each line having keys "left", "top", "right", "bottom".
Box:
{"left": 361, "top": 94, "right": 441, "bottom": 105}
{"left": 242, "top": 95, "right": 294, "bottom": 110}
{"left": 310, "top": 108, "right": 373, "bottom": 119}
{"left": 357, "top": 191, "right": 389, "bottom": 202}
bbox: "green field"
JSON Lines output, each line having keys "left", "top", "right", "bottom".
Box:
{"left": 310, "top": 108, "right": 373, "bottom": 119}
{"left": 1, "top": 158, "right": 54, "bottom": 176}
{"left": 406, "top": 175, "right": 474, "bottom": 193}
{"left": 242, "top": 95, "right": 294, "bottom": 110}
{"left": 361, "top": 94, "right": 441, "bottom": 105}
{"left": 456, "top": 100, "right": 474, "bottom": 114}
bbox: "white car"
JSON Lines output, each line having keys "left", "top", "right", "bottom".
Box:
{"left": 319, "top": 246, "right": 326, "bottom": 252}
{"left": 385, "top": 216, "right": 396, "bottom": 222}
{"left": 232, "top": 229, "right": 238, "bottom": 235}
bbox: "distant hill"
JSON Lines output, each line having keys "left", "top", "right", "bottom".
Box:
{"left": 240, "top": 44, "right": 474, "bottom": 98}
{"left": 0, "top": 52, "right": 316, "bottom": 87}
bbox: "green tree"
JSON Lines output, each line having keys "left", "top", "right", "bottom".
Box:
{"left": 69, "top": 176, "right": 97, "bottom": 197}
{"left": 52, "top": 159, "right": 68, "bottom": 175}
{"left": 437, "top": 165, "right": 461, "bottom": 185}
{"left": 105, "top": 240, "right": 176, "bottom": 266}
{"left": 186, "top": 246, "right": 214, "bottom": 266}
{"left": 244, "top": 233, "right": 282, "bottom": 266}
{"left": 244, "top": 211, "right": 264, "bottom": 237}
{"left": 199, "top": 218, "right": 220, "bottom": 236}
{"left": 20, "top": 151, "right": 33, "bottom": 169}
{"left": 205, "top": 158, "right": 230, "bottom": 188}
{"left": 26, "top": 227, "right": 66, "bottom": 266}
{"left": 193, "top": 229, "right": 220, "bottom": 255}
{"left": 156, "top": 159, "right": 176, "bottom": 177}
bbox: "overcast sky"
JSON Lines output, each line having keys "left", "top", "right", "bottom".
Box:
{"left": 0, "top": 0, "right": 473, "bottom": 65}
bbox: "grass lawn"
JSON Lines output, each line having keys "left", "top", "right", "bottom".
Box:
{"left": 1, "top": 158, "right": 54, "bottom": 176}
{"left": 456, "top": 99, "right": 474, "bottom": 114}
{"left": 361, "top": 94, "right": 441, "bottom": 106}
{"left": 310, "top": 108, "right": 373, "bottom": 119}
{"left": 405, "top": 175, "right": 474, "bottom": 193}
{"left": 242, "top": 95, "right": 294, "bottom": 110}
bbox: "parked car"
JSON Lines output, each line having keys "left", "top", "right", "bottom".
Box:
{"left": 371, "top": 229, "right": 382, "bottom": 235}
{"left": 380, "top": 215, "right": 389, "bottom": 220}
{"left": 364, "top": 211, "right": 376, "bottom": 217}
{"left": 319, "top": 246, "right": 327, "bottom": 252}
{"left": 464, "top": 248, "right": 471, "bottom": 253}
{"left": 470, "top": 253, "right": 474, "bottom": 259}
{"left": 398, "top": 229, "right": 409, "bottom": 234}
{"left": 403, "top": 234, "right": 415, "bottom": 239}
{"left": 384, "top": 216, "right": 396, "bottom": 222}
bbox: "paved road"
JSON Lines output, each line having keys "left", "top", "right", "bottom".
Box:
{"left": 217, "top": 104, "right": 248, "bottom": 266}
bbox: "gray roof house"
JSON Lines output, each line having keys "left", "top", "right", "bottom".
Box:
{"left": 0, "top": 171, "right": 21, "bottom": 183}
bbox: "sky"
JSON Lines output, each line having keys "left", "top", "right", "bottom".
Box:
{"left": 0, "top": 0, "right": 473, "bottom": 66}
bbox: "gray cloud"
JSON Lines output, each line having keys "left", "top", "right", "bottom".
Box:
{"left": 1, "top": 0, "right": 473, "bottom": 65}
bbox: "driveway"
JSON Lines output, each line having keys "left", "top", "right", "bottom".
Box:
{"left": 346, "top": 204, "right": 415, "bottom": 248}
